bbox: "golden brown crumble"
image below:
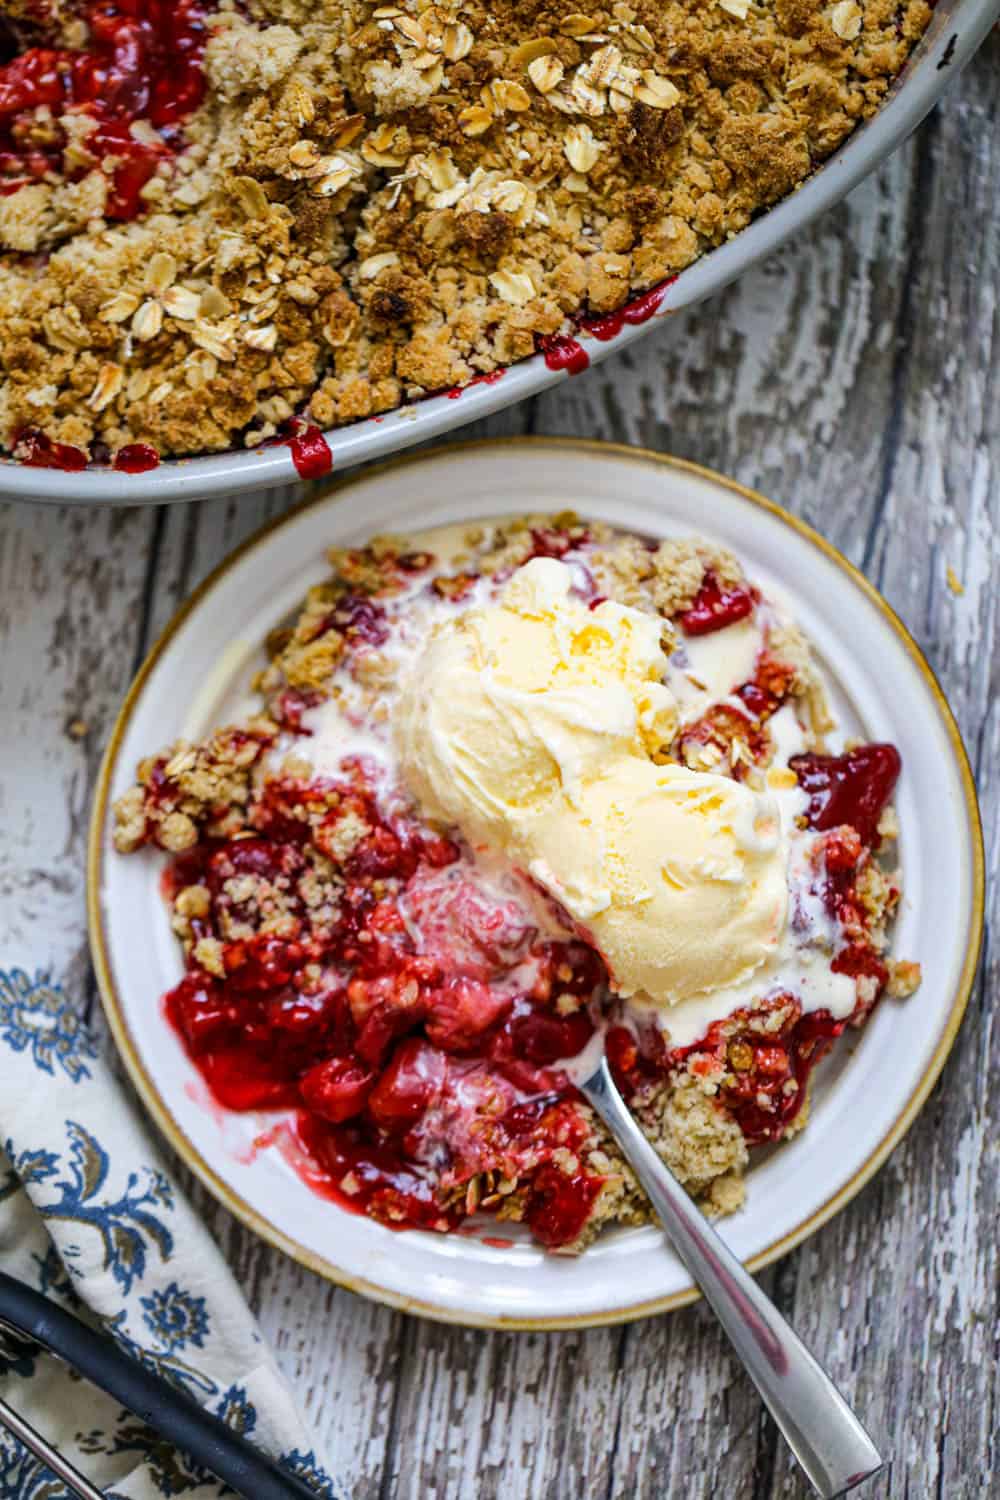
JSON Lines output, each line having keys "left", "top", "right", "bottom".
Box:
{"left": 886, "top": 958, "right": 922, "bottom": 999}
{"left": 111, "top": 720, "right": 277, "bottom": 853}
{"left": 0, "top": 0, "right": 931, "bottom": 460}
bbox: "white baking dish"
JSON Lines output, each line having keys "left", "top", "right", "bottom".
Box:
{"left": 3, "top": 0, "right": 998, "bottom": 506}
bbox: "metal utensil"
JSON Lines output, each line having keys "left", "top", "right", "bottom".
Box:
{"left": 0, "top": 1273, "right": 321, "bottom": 1499}
{"left": 0, "top": 1392, "right": 104, "bottom": 1500}
{"left": 578, "top": 1052, "right": 883, "bottom": 1500}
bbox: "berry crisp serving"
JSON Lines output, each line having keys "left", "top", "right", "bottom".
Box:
{"left": 0, "top": 0, "right": 931, "bottom": 471}
{"left": 112, "top": 514, "right": 921, "bottom": 1253}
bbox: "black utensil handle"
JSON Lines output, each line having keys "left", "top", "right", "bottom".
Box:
{"left": 0, "top": 1271, "right": 326, "bottom": 1500}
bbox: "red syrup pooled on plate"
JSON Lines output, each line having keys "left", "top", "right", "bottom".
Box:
{"left": 0, "top": 1, "right": 213, "bottom": 219}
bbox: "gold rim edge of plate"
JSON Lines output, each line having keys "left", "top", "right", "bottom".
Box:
{"left": 86, "top": 436, "right": 986, "bottom": 1331}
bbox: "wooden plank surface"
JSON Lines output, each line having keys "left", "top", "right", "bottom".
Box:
{"left": 1, "top": 34, "right": 997, "bottom": 1499}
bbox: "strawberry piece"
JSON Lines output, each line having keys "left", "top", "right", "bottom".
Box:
{"left": 165, "top": 972, "right": 234, "bottom": 1054}
{"left": 790, "top": 744, "right": 901, "bottom": 848}
{"left": 201, "top": 1049, "right": 298, "bottom": 1111}
{"left": 506, "top": 1009, "right": 594, "bottom": 1068}
{"left": 299, "top": 1057, "right": 376, "bottom": 1124}
{"left": 367, "top": 1038, "right": 445, "bottom": 1132}
{"left": 525, "top": 1165, "right": 603, "bottom": 1249}
{"left": 678, "top": 572, "right": 755, "bottom": 636}
{"left": 424, "top": 978, "right": 513, "bottom": 1053}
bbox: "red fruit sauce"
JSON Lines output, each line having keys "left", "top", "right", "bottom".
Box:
{"left": 0, "top": 1, "right": 214, "bottom": 219}
{"left": 677, "top": 655, "right": 796, "bottom": 768}
{"left": 831, "top": 942, "right": 889, "bottom": 994}
{"left": 445, "top": 369, "right": 506, "bottom": 399}
{"left": 536, "top": 278, "right": 675, "bottom": 374}
{"left": 790, "top": 744, "right": 901, "bottom": 848}
{"left": 579, "top": 278, "right": 674, "bottom": 342}
{"left": 539, "top": 334, "right": 589, "bottom": 375}
{"left": 721, "top": 1008, "right": 846, "bottom": 1146}
{"left": 526, "top": 1162, "right": 604, "bottom": 1248}
{"left": 12, "top": 427, "right": 87, "bottom": 470}
{"left": 679, "top": 572, "right": 756, "bottom": 636}
{"left": 666, "top": 995, "right": 848, "bottom": 1147}
{"left": 113, "top": 441, "right": 159, "bottom": 473}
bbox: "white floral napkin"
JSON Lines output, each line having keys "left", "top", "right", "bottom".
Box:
{"left": 0, "top": 968, "right": 340, "bottom": 1499}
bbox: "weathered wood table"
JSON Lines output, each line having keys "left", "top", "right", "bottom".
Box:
{"left": 1, "top": 35, "right": 997, "bottom": 1500}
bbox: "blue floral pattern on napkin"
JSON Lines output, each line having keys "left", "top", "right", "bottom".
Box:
{"left": 0, "top": 969, "right": 97, "bottom": 1083}
{"left": 4, "top": 1121, "right": 175, "bottom": 1295}
{"left": 0, "top": 969, "right": 341, "bottom": 1499}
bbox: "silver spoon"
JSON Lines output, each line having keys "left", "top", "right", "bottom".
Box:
{"left": 0, "top": 1393, "right": 104, "bottom": 1500}
{"left": 577, "top": 1051, "right": 883, "bottom": 1499}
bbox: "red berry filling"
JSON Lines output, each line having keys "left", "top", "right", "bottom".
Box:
{"left": 669, "top": 995, "right": 846, "bottom": 1146}
{"left": 12, "top": 427, "right": 88, "bottom": 470}
{"left": 0, "top": 1, "right": 212, "bottom": 219}
{"left": 790, "top": 744, "right": 901, "bottom": 848}
{"left": 678, "top": 572, "right": 756, "bottom": 636}
{"left": 159, "top": 758, "right": 614, "bottom": 1246}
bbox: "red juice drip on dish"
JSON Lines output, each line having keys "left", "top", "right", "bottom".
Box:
{"left": 12, "top": 427, "right": 88, "bottom": 470}
{"left": 0, "top": 1, "right": 213, "bottom": 219}
{"left": 445, "top": 369, "right": 506, "bottom": 399}
{"left": 537, "top": 276, "right": 676, "bottom": 368}
{"left": 580, "top": 278, "right": 675, "bottom": 342}
{"left": 539, "top": 335, "right": 589, "bottom": 375}
{"left": 113, "top": 441, "right": 160, "bottom": 473}
{"left": 279, "top": 421, "right": 333, "bottom": 480}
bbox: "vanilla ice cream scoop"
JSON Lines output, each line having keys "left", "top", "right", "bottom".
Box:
{"left": 395, "top": 557, "right": 678, "bottom": 843}
{"left": 396, "top": 556, "right": 788, "bottom": 1009}
{"left": 525, "top": 759, "right": 787, "bottom": 1003}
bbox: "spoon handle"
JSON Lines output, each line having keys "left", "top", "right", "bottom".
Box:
{"left": 0, "top": 1274, "right": 321, "bottom": 1500}
{"left": 580, "top": 1056, "right": 883, "bottom": 1500}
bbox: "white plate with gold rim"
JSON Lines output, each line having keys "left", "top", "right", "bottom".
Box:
{"left": 88, "top": 439, "right": 984, "bottom": 1328}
